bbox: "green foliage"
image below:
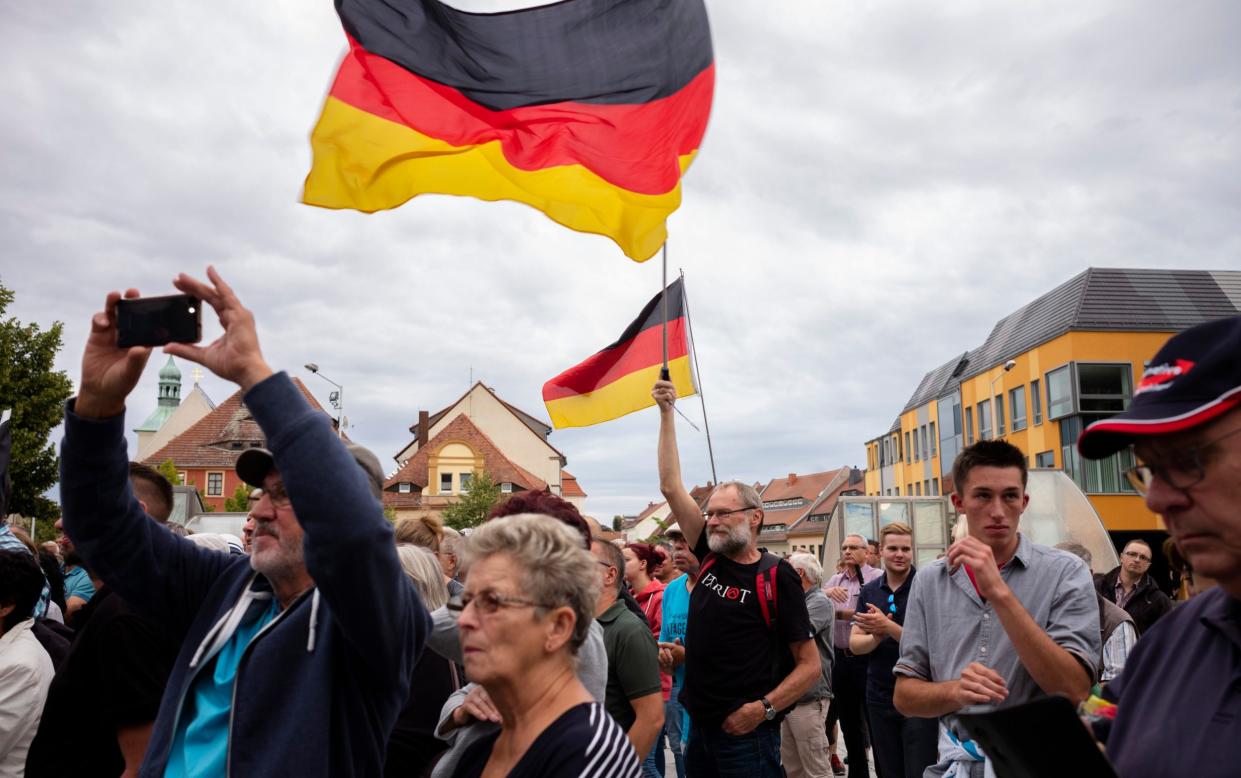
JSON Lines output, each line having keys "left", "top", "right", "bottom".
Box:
{"left": 224, "top": 483, "right": 251, "bottom": 512}
{"left": 0, "top": 282, "right": 73, "bottom": 520}
{"left": 612, "top": 515, "right": 623, "bottom": 532}
{"left": 200, "top": 500, "right": 216, "bottom": 513}
{"left": 383, "top": 506, "right": 397, "bottom": 523}
{"left": 442, "top": 471, "right": 503, "bottom": 531}
{"left": 157, "top": 459, "right": 183, "bottom": 486}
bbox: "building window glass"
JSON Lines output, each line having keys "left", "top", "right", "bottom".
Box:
{"left": 460, "top": 472, "right": 473, "bottom": 490}
{"left": 207, "top": 472, "right": 224, "bottom": 497}
{"left": 1009, "top": 387, "right": 1027, "bottom": 431}
{"left": 1059, "top": 416, "right": 1137, "bottom": 493}
{"left": 895, "top": 487, "right": 900, "bottom": 496}
{"left": 440, "top": 472, "right": 453, "bottom": 493}
{"left": 1035, "top": 451, "right": 1055, "bottom": 468}
{"left": 1047, "top": 365, "right": 1073, "bottom": 419}
{"left": 932, "top": 477, "right": 940, "bottom": 495}
{"left": 1077, "top": 363, "right": 1132, "bottom": 413}
{"left": 965, "top": 407, "right": 974, "bottom": 444}
{"left": 995, "top": 394, "right": 1006, "bottom": 436}
{"left": 929, "top": 422, "right": 937, "bottom": 455}
{"left": 178, "top": 471, "right": 188, "bottom": 485}
{"left": 500, "top": 482, "right": 513, "bottom": 493}
{"left": 398, "top": 482, "right": 412, "bottom": 494}
{"left": 913, "top": 429, "right": 920, "bottom": 461}
{"left": 905, "top": 432, "right": 912, "bottom": 464}
{"left": 1031, "top": 379, "right": 1042, "bottom": 425}
{"left": 977, "top": 399, "right": 992, "bottom": 440}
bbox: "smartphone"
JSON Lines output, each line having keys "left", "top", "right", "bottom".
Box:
{"left": 116, "top": 294, "right": 202, "bottom": 348}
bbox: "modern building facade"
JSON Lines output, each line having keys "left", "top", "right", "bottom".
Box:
{"left": 864, "top": 268, "right": 1241, "bottom": 534}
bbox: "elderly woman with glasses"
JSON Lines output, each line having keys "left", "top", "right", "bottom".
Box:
{"left": 450, "top": 514, "right": 640, "bottom": 778}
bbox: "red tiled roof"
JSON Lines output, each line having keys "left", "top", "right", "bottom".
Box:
{"left": 759, "top": 469, "right": 847, "bottom": 503}
{"left": 142, "top": 378, "right": 327, "bottom": 469}
{"left": 384, "top": 414, "right": 548, "bottom": 494}
{"left": 561, "top": 470, "right": 586, "bottom": 498}
{"left": 636, "top": 501, "right": 665, "bottom": 523}
{"left": 401, "top": 381, "right": 562, "bottom": 460}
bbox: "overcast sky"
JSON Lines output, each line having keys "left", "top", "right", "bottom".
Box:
{"left": 4, "top": 1, "right": 1239, "bottom": 519}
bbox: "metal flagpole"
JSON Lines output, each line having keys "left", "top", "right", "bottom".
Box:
{"left": 660, "top": 243, "right": 670, "bottom": 381}
{"left": 680, "top": 269, "right": 718, "bottom": 485}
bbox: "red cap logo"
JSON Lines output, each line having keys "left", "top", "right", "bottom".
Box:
{"left": 1136, "top": 359, "right": 1195, "bottom": 396}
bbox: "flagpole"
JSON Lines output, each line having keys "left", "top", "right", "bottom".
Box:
{"left": 660, "top": 243, "right": 670, "bottom": 381}
{"left": 680, "top": 269, "right": 718, "bottom": 485}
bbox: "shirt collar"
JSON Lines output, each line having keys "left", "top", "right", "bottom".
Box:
{"left": 596, "top": 598, "right": 628, "bottom": 624}
{"left": 1200, "top": 588, "right": 1241, "bottom": 650}
{"left": 1008, "top": 533, "right": 1033, "bottom": 569}
{"left": 880, "top": 567, "right": 916, "bottom": 594}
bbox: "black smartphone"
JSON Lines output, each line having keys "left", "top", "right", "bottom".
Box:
{"left": 116, "top": 294, "right": 202, "bottom": 348}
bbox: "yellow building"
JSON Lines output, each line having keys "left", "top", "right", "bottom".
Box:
{"left": 865, "top": 267, "right": 1241, "bottom": 538}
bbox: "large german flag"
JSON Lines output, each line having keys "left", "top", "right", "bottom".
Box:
{"left": 303, "top": 0, "right": 714, "bottom": 262}
{"left": 543, "top": 279, "right": 696, "bottom": 428}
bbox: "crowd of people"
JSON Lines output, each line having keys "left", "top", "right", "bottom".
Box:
{"left": 0, "top": 271, "right": 1238, "bottom": 778}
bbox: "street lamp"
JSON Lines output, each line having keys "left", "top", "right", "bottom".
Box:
{"left": 304, "top": 363, "right": 345, "bottom": 438}
{"left": 990, "top": 360, "right": 1016, "bottom": 439}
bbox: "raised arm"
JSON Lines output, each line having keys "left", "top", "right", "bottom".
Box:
{"left": 653, "top": 380, "right": 704, "bottom": 547}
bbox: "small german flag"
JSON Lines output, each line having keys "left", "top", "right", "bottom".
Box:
{"left": 303, "top": 0, "right": 714, "bottom": 262}
{"left": 543, "top": 279, "right": 696, "bottom": 429}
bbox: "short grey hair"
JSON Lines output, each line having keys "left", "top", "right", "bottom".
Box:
{"left": 1055, "top": 541, "right": 1092, "bottom": 567}
{"left": 463, "top": 513, "right": 599, "bottom": 654}
{"left": 711, "top": 480, "right": 763, "bottom": 510}
{"left": 397, "top": 544, "right": 449, "bottom": 610}
{"left": 592, "top": 539, "right": 627, "bottom": 595}
{"left": 789, "top": 552, "right": 823, "bottom": 586}
{"left": 440, "top": 526, "right": 462, "bottom": 557}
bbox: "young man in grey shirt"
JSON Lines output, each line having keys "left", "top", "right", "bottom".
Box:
{"left": 893, "top": 440, "right": 1099, "bottom": 778}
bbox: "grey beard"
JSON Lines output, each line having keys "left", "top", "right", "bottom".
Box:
{"left": 707, "top": 524, "right": 750, "bottom": 556}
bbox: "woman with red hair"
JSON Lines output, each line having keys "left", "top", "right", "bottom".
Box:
{"left": 623, "top": 544, "right": 664, "bottom": 641}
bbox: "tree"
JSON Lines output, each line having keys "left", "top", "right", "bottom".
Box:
{"left": 157, "top": 459, "right": 183, "bottom": 486}
{"left": 442, "top": 471, "right": 503, "bottom": 531}
{"left": 0, "top": 282, "right": 73, "bottom": 520}
{"left": 224, "top": 483, "right": 251, "bottom": 512}
{"left": 612, "top": 515, "right": 623, "bottom": 532}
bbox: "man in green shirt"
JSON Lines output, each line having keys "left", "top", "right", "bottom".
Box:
{"left": 591, "top": 539, "right": 665, "bottom": 758}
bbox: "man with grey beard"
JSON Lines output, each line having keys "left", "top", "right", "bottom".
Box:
{"left": 655, "top": 380, "right": 820, "bottom": 778}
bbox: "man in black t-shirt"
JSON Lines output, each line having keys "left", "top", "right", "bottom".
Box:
{"left": 26, "top": 463, "right": 180, "bottom": 778}
{"left": 654, "top": 381, "right": 820, "bottom": 778}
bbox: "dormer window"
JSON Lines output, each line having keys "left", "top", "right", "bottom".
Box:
{"left": 398, "top": 483, "right": 412, "bottom": 494}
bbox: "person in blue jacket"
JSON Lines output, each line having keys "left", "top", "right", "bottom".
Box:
{"left": 59, "top": 267, "right": 431, "bottom": 777}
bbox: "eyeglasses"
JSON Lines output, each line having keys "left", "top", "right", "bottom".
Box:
{"left": 887, "top": 593, "right": 898, "bottom": 616}
{"left": 1121, "top": 550, "right": 1152, "bottom": 563}
{"left": 259, "top": 484, "right": 291, "bottom": 508}
{"left": 841, "top": 544, "right": 865, "bottom": 552}
{"left": 702, "top": 506, "right": 752, "bottom": 520}
{"left": 1125, "top": 425, "right": 1241, "bottom": 495}
{"left": 446, "top": 590, "right": 548, "bottom": 616}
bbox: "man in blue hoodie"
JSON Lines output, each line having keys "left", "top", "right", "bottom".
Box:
{"left": 59, "top": 267, "right": 431, "bottom": 777}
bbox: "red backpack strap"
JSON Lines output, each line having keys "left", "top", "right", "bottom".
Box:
{"left": 698, "top": 552, "right": 719, "bottom": 580}
{"left": 755, "top": 553, "right": 782, "bottom": 629}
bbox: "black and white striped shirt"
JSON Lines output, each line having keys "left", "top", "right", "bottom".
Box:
{"left": 454, "top": 702, "right": 641, "bottom": 778}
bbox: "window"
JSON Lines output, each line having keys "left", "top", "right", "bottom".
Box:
{"left": 460, "top": 472, "right": 473, "bottom": 490}
{"left": 398, "top": 482, "right": 412, "bottom": 494}
{"left": 500, "top": 482, "right": 513, "bottom": 493}
{"left": 913, "top": 429, "right": 920, "bottom": 461}
{"left": 929, "top": 422, "right": 937, "bottom": 455}
{"left": 978, "top": 399, "right": 992, "bottom": 440}
{"left": 1059, "top": 416, "right": 1138, "bottom": 494}
{"left": 908, "top": 483, "right": 914, "bottom": 496}
{"left": 895, "top": 487, "right": 900, "bottom": 496}
{"left": 1031, "top": 379, "right": 1042, "bottom": 425}
{"left": 920, "top": 425, "right": 929, "bottom": 458}
{"left": 178, "top": 471, "right": 188, "bottom": 485}
{"left": 1035, "top": 451, "right": 1055, "bottom": 468}
{"left": 1047, "top": 365, "right": 1073, "bottom": 419}
{"left": 995, "top": 394, "right": 1006, "bottom": 436}
{"left": 932, "top": 477, "right": 940, "bottom": 495}
{"left": 905, "top": 432, "right": 912, "bottom": 464}
{"left": 923, "top": 479, "right": 930, "bottom": 495}
{"left": 440, "top": 472, "right": 453, "bottom": 493}
{"left": 1077, "top": 363, "right": 1132, "bottom": 413}
{"left": 915, "top": 482, "right": 922, "bottom": 496}
{"left": 206, "top": 472, "right": 224, "bottom": 497}
{"left": 965, "top": 407, "right": 975, "bottom": 444}
{"left": 1009, "top": 387, "right": 1027, "bottom": 431}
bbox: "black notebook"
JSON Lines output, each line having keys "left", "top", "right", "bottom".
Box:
{"left": 955, "top": 696, "right": 1119, "bottom": 778}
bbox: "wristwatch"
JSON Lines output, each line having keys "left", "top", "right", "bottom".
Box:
{"left": 760, "top": 697, "right": 776, "bottom": 721}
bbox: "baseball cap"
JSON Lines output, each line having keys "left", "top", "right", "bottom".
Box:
{"left": 235, "top": 443, "right": 385, "bottom": 501}
{"left": 1077, "top": 315, "right": 1241, "bottom": 460}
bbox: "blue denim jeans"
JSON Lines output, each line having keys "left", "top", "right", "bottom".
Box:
{"left": 684, "top": 719, "right": 782, "bottom": 778}
{"left": 642, "top": 723, "right": 667, "bottom": 778}
{"left": 665, "top": 688, "right": 687, "bottom": 778}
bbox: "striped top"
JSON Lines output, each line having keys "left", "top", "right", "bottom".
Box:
{"left": 454, "top": 702, "right": 640, "bottom": 778}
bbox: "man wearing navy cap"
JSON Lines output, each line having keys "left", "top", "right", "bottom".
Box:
{"left": 1078, "top": 314, "right": 1241, "bottom": 778}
